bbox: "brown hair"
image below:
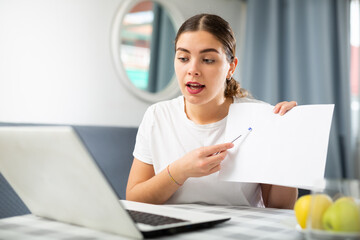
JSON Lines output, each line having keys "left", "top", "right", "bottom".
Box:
{"left": 174, "top": 13, "right": 248, "bottom": 98}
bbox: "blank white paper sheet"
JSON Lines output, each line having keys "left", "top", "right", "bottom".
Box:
{"left": 218, "top": 103, "right": 334, "bottom": 189}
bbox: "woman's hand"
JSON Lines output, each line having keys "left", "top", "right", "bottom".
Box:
{"left": 170, "top": 142, "right": 234, "bottom": 184}
{"left": 126, "top": 142, "right": 234, "bottom": 204}
{"left": 273, "top": 101, "right": 297, "bottom": 115}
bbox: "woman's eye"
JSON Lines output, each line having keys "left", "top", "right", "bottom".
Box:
{"left": 203, "top": 59, "right": 215, "bottom": 64}
{"left": 177, "top": 57, "right": 188, "bottom": 62}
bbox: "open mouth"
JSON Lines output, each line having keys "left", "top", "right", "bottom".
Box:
{"left": 186, "top": 83, "right": 205, "bottom": 90}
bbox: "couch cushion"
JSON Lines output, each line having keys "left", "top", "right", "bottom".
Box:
{"left": 74, "top": 126, "right": 137, "bottom": 199}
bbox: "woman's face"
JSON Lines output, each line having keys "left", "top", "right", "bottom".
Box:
{"left": 174, "top": 30, "right": 236, "bottom": 106}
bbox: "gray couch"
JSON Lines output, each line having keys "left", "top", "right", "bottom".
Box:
{"left": 0, "top": 123, "right": 138, "bottom": 219}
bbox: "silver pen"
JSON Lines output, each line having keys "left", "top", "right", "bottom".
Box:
{"left": 213, "top": 127, "right": 252, "bottom": 155}
{"left": 231, "top": 127, "right": 252, "bottom": 143}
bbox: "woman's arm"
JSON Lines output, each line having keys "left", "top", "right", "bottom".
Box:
{"left": 126, "top": 158, "right": 181, "bottom": 204}
{"left": 260, "top": 184, "right": 298, "bottom": 209}
{"left": 126, "top": 142, "right": 234, "bottom": 204}
{"left": 261, "top": 101, "right": 298, "bottom": 209}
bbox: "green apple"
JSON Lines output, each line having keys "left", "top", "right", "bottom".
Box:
{"left": 322, "top": 197, "right": 360, "bottom": 232}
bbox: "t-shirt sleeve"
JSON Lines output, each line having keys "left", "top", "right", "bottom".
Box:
{"left": 133, "top": 105, "right": 155, "bottom": 165}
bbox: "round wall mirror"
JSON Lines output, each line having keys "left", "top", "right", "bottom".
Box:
{"left": 111, "top": 0, "right": 184, "bottom": 102}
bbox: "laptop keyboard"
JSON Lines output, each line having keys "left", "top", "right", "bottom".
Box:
{"left": 127, "top": 210, "right": 188, "bottom": 226}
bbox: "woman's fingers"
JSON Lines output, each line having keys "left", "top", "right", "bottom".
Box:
{"left": 180, "top": 144, "right": 231, "bottom": 178}
{"left": 208, "top": 163, "right": 222, "bottom": 175}
{"left": 273, "top": 101, "right": 297, "bottom": 115}
{"left": 207, "top": 150, "right": 227, "bottom": 164}
{"left": 204, "top": 146, "right": 231, "bottom": 173}
{"left": 203, "top": 142, "right": 234, "bottom": 157}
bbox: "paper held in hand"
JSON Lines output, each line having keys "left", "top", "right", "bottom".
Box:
{"left": 218, "top": 103, "right": 334, "bottom": 189}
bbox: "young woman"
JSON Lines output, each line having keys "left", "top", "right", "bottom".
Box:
{"left": 126, "top": 14, "right": 298, "bottom": 209}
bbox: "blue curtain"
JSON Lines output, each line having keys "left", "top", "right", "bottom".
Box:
{"left": 241, "top": 0, "right": 353, "bottom": 178}
{"left": 147, "top": 3, "right": 176, "bottom": 93}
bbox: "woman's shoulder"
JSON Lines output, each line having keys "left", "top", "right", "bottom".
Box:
{"left": 143, "top": 95, "right": 184, "bottom": 122}
{"left": 147, "top": 95, "right": 183, "bottom": 113}
{"left": 139, "top": 96, "right": 183, "bottom": 131}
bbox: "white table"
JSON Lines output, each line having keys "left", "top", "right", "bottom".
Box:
{"left": 0, "top": 204, "right": 303, "bottom": 240}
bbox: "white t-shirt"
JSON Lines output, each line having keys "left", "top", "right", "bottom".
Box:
{"left": 133, "top": 95, "right": 265, "bottom": 207}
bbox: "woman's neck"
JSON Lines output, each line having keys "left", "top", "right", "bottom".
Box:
{"left": 184, "top": 97, "right": 233, "bottom": 125}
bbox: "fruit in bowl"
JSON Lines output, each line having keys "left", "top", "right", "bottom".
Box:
{"left": 322, "top": 197, "right": 360, "bottom": 232}
{"left": 294, "top": 194, "right": 333, "bottom": 229}
{"left": 294, "top": 194, "right": 360, "bottom": 234}
{"left": 294, "top": 194, "right": 312, "bottom": 229}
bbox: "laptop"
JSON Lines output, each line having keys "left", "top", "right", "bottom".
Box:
{"left": 0, "top": 126, "right": 230, "bottom": 239}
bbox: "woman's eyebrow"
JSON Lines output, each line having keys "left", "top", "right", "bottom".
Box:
{"left": 176, "top": 47, "right": 220, "bottom": 54}
{"left": 176, "top": 47, "right": 190, "bottom": 53}
{"left": 199, "top": 48, "right": 219, "bottom": 54}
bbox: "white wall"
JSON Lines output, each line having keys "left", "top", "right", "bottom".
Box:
{"left": 0, "top": 0, "right": 245, "bottom": 127}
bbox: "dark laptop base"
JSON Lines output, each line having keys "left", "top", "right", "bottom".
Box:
{"left": 142, "top": 218, "right": 230, "bottom": 238}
